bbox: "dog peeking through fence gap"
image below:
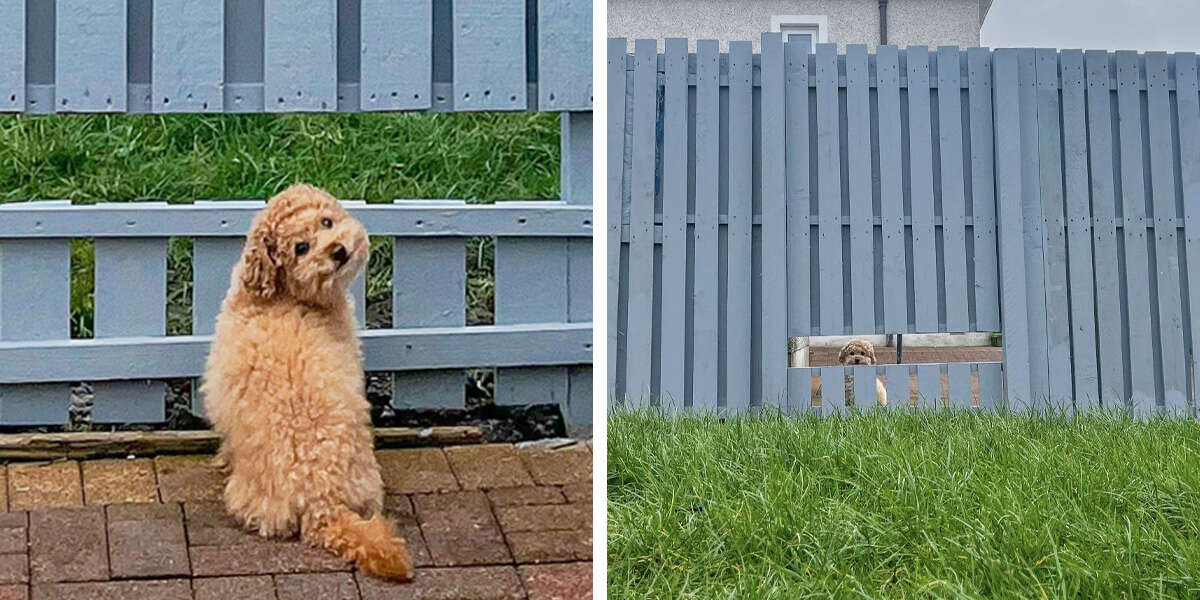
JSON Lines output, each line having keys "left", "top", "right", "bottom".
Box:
{"left": 812, "top": 339, "right": 888, "bottom": 407}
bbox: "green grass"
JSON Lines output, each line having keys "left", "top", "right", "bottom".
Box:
{"left": 609, "top": 409, "right": 1200, "bottom": 599}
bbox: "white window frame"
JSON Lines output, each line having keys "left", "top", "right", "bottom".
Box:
{"left": 769, "top": 15, "right": 828, "bottom": 52}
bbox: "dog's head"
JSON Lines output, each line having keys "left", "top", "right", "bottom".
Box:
{"left": 237, "top": 184, "right": 369, "bottom": 306}
{"left": 838, "top": 339, "right": 876, "bottom": 365}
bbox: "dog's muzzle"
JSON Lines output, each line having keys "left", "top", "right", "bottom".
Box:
{"left": 331, "top": 244, "right": 350, "bottom": 268}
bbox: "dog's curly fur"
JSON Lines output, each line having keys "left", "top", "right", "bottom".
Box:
{"left": 838, "top": 339, "right": 888, "bottom": 407}
{"left": 201, "top": 184, "right": 413, "bottom": 581}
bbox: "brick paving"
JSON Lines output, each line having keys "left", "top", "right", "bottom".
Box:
{"left": 0, "top": 439, "right": 592, "bottom": 599}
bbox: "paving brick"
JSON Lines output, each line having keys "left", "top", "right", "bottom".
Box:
{"left": 560, "top": 483, "right": 591, "bottom": 505}
{"left": 357, "top": 566, "right": 525, "bottom": 600}
{"left": 0, "top": 470, "right": 8, "bottom": 511}
{"left": 377, "top": 449, "right": 459, "bottom": 494}
{"left": 106, "top": 504, "right": 189, "bottom": 579}
{"left": 516, "top": 443, "right": 590, "bottom": 486}
{"left": 0, "top": 554, "right": 26, "bottom": 585}
{"left": 31, "top": 580, "right": 191, "bottom": 600}
{"left": 7, "top": 463, "right": 81, "bottom": 510}
{"left": 414, "top": 491, "right": 511, "bottom": 566}
{"left": 520, "top": 563, "right": 592, "bottom": 600}
{"left": 0, "top": 584, "right": 24, "bottom": 600}
{"left": 81, "top": 459, "right": 157, "bottom": 505}
{"left": 154, "top": 455, "right": 223, "bottom": 503}
{"left": 28, "top": 507, "right": 107, "bottom": 583}
{"left": 506, "top": 530, "right": 591, "bottom": 564}
{"left": 192, "top": 576, "right": 274, "bottom": 600}
{"left": 275, "top": 573, "right": 358, "bottom": 600}
{"left": 183, "top": 502, "right": 269, "bottom": 547}
{"left": 486, "top": 487, "right": 565, "bottom": 507}
{"left": 191, "top": 542, "right": 350, "bottom": 576}
{"left": 495, "top": 505, "right": 589, "bottom": 534}
{"left": 382, "top": 495, "right": 431, "bottom": 567}
{"left": 444, "top": 444, "right": 534, "bottom": 490}
{"left": 0, "top": 513, "right": 26, "bottom": 555}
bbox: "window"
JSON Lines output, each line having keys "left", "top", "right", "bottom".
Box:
{"left": 770, "top": 15, "right": 828, "bottom": 52}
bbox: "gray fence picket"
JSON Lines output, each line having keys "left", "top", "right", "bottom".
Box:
{"left": 877, "top": 46, "right": 908, "bottom": 334}
{"left": 360, "top": 0, "right": 431, "bottom": 111}
{"left": 785, "top": 40, "right": 812, "bottom": 338}
{"left": 57, "top": 0, "right": 127, "bottom": 112}
{"left": 606, "top": 38, "right": 626, "bottom": 399}
{"left": 938, "top": 46, "right": 970, "bottom": 333}
{"left": 0, "top": 239, "right": 70, "bottom": 424}
{"left": 153, "top": 0, "right": 223, "bottom": 112}
{"left": 852, "top": 365, "right": 875, "bottom": 407}
{"left": 816, "top": 44, "right": 843, "bottom": 335}
{"left": 94, "top": 237, "right": 167, "bottom": 422}
{"left": 658, "top": 38, "right": 688, "bottom": 410}
{"left": 342, "top": 200, "right": 367, "bottom": 326}
{"left": 726, "top": 41, "right": 753, "bottom": 412}
{"left": 1145, "top": 52, "right": 1189, "bottom": 415}
{"left": 495, "top": 237, "right": 569, "bottom": 410}
{"left": 538, "top": 0, "right": 592, "bottom": 111}
{"left": 693, "top": 40, "right": 720, "bottom": 411}
{"left": 820, "top": 366, "right": 845, "bottom": 416}
{"left": 786, "top": 368, "right": 812, "bottom": 414}
{"left": 906, "top": 47, "right": 938, "bottom": 333}
{"left": 192, "top": 238, "right": 244, "bottom": 336}
{"left": 947, "top": 362, "right": 971, "bottom": 409}
{"left": 1115, "top": 51, "right": 1156, "bottom": 415}
{"left": 977, "top": 362, "right": 1003, "bottom": 411}
{"left": 453, "top": 0, "right": 526, "bottom": 111}
{"left": 846, "top": 45, "right": 875, "bottom": 334}
{"left": 624, "top": 39, "right": 656, "bottom": 404}
{"left": 264, "top": 0, "right": 336, "bottom": 112}
{"left": 885, "top": 364, "right": 909, "bottom": 410}
{"left": 393, "top": 236, "right": 466, "bottom": 409}
{"left": 1016, "top": 49, "right": 1050, "bottom": 405}
{"left": 1177, "top": 52, "right": 1200, "bottom": 419}
{"left": 916, "top": 364, "right": 941, "bottom": 409}
{"left": 760, "top": 33, "right": 787, "bottom": 405}
{"left": 967, "top": 48, "right": 1000, "bottom": 332}
{"left": 567, "top": 236, "right": 592, "bottom": 426}
{"left": 1085, "top": 51, "right": 1127, "bottom": 409}
{"left": 0, "top": 0, "right": 23, "bottom": 111}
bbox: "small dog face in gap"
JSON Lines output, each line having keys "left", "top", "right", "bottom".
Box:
{"left": 838, "top": 339, "right": 877, "bottom": 366}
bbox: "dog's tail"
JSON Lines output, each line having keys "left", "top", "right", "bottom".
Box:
{"left": 303, "top": 504, "right": 414, "bottom": 581}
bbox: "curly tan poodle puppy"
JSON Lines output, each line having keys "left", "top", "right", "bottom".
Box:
{"left": 201, "top": 184, "right": 413, "bottom": 581}
{"left": 838, "top": 339, "right": 888, "bottom": 407}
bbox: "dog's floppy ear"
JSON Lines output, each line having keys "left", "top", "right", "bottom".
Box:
{"left": 240, "top": 218, "right": 281, "bottom": 299}
{"left": 837, "top": 342, "right": 850, "bottom": 365}
{"left": 866, "top": 343, "right": 876, "bottom": 364}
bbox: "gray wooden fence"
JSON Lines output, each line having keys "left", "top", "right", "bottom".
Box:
{"left": 0, "top": 0, "right": 593, "bottom": 427}
{"left": 610, "top": 35, "right": 1200, "bottom": 418}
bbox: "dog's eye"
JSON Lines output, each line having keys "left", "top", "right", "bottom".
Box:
{"left": 295, "top": 242, "right": 310, "bottom": 256}
{"left": 321, "top": 218, "right": 333, "bottom": 228}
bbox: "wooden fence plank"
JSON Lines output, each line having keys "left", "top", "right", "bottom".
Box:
{"left": 606, "top": 39, "right": 626, "bottom": 399}
{"left": 759, "top": 33, "right": 787, "bottom": 404}
{"left": 726, "top": 41, "right": 753, "bottom": 412}
{"left": 624, "top": 39, "right": 656, "bottom": 404}
{"left": 393, "top": 237, "right": 466, "bottom": 409}
{"left": 1115, "top": 51, "right": 1155, "bottom": 416}
{"left": 567, "top": 235, "right": 592, "bottom": 425}
{"left": 153, "top": 0, "right": 222, "bottom": 112}
{"left": 1085, "top": 51, "right": 1127, "bottom": 409}
{"left": 846, "top": 45, "right": 875, "bottom": 334}
{"left": 360, "top": 0, "right": 431, "bottom": 111}
{"left": 657, "top": 38, "right": 687, "bottom": 408}
{"left": 968, "top": 48, "right": 1000, "bottom": 332}
{"left": 191, "top": 238, "right": 243, "bottom": 336}
{"left": 1176, "top": 52, "right": 1200, "bottom": 419}
{"left": 884, "top": 364, "right": 909, "bottom": 410}
{"left": 977, "top": 362, "right": 1003, "bottom": 411}
{"left": 816, "top": 43, "right": 843, "bottom": 335}
{"left": 453, "top": 0, "right": 526, "bottom": 110}
{"left": 537, "top": 0, "right": 592, "bottom": 111}
{"left": 264, "top": 0, "right": 336, "bottom": 112}
{"left": 1145, "top": 52, "right": 1188, "bottom": 416}
{"left": 907, "top": 47, "right": 938, "bottom": 333}
{"left": 821, "top": 366, "right": 844, "bottom": 416}
{"left": 852, "top": 364, "right": 875, "bottom": 407}
{"left": 1034, "top": 49, "right": 1073, "bottom": 411}
{"left": 786, "top": 367, "right": 812, "bottom": 414}
{"left": 947, "top": 362, "right": 971, "bottom": 409}
{"left": 0, "top": 0, "right": 24, "bottom": 111}
{"left": 877, "top": 46, "right": 908, "bottom": 334}
{"left": 0, "top": 239, "right": 70, "bottom": 424}
{"left": 916, "top": 363, "right": 941, "bottom": 409}
{"left": 938, "top": 46, "right": 969, "bottom": 333}
{"left": 56, "top": 0, "right": 127, "bottom": 112}
{"left": 495, "top": 238, "right": 569, "bottom": 409}
{"left": 692, "top": 40, "right": 720, "bottom": 411}
{"left": 785, "top": 38, "right": 812, "bottom": 338}
{"left": 1016, "top": 49, "right": 1049, "bottom": 405}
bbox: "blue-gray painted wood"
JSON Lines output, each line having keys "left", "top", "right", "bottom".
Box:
{"left": 1034, "top": 49, "right": 1073, "bottom": 411}
{"left": 884, "top": 364, "right": 909, "bottom": 410}
{"left": 153, "top": 0, "right": 222, "bottom": 112}
{"left": 1175, "top": 52, "right": 1200, "bottom": 419}
{"left": 537, "top": 0, "right": 592, "bottom": 111}
{"left": 977, "top": 362, "right": 1003, "bottom": 411}
{"left": 1016, "top": 49, "right": 1049, "bottom": 405}
{"left": 606, "top": 38, "right": 626, "bottom": 399}
{"left": 341, "top": 200, "right": 368, "bottom": 326}
{"left": 815, "top": 44, "right": 843, "bottom": 335}
{"left": 0, "top": 322, "right": 592, "bottom": 383}
{"left": 1059, "top": 50, "right": 1099, "bottom": 410}
{"left": 94, "top": 238, "right": 167, "bottom": 422}
{"left": 938, "top": 47, "right": 969, "bottom": 333}
{"left": 759, "top": 33, "right": 787, "bottom": 405}
{"left": 191, "top": 237, "right": 243, "bottom": 335}
{"left": 907, "top": 47, "right": 938, "bottom": 333}
{"left": 852, "top": 364, "right": 875, "bottom": 407}
{"left": 1115, "top": 51, "right": 1155, "bottom": 416}
{"left": 820, "top": 367, "right": 844, "bottom": 416}
{"left": 916, "top": 364, "right": 941, "bottom": 409}
{"left": 393, "top": 237, "right": 465, "bottom": 409}
{"left": 495, "top": 237, "right": 569, "bottom": 410}
{"left": 786, "top": 367, "right": 811, "bottom": 414}
{"left": 659, "top": 38, "right": 688, "bottom": 409}
{"left": 992, "top": 49, "right": 1033, "bottom": 407}
{"left": 264, "top": 0, "right": 337, "bottom": 112}
{"left": 567, "top": 236, "right": 592, "bottom": 424}
{"left": 359, "top": 0, "right": 431, "bottom": 111}
{"left": 0, "top": 0, "right": 23, "bottom": 111}
{"left": 56, "top": 0, "right": 126, "bottom": 112}
{"left": 692, "top": 40, "right": 720, "bottom": 412}
{"left": 453, "top": 0, "right": 526, "bottom": 111}
{"left": 1144, "top": 51, "right": 1188, "bottom": 415}
{"left": 567, "top": 366, "right": 592, "bottom": 426}
{"left": 561, "top": 112, "right": 593, "bottom": 205}
{"left": 1084, "top": 51, "right": 1126, "bottom": 409}
{"left": 947, "top": 362, "right": 971, "bottom": 409}
{"left": 967, "top": 48, "right": 1000, "bottom": 332}
{"left": 624, "top": 39, "right": 656, "bottom": 404}
{"left": 0, "top": 238, "right": 71, "bottom": 424}
{"left": 877, "top": 46, "right": 908, "bottom": 334}
{"left": 785, "top": 39, "right": 812, "bottom": 338}
{"left": 725, "top": 41, "right": 752, "bottom": 412}
{"left": 845, "top": 45, "right": 875, "bottom": 334}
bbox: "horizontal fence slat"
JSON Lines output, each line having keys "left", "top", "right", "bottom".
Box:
{"left": 153, "top": 0, "right": 223, "bottom": 112}
{"left": 453, "top": 0, "right": 526, "bottom": 111}
{"left": 359, "top": 0, "right": 431, "bottom": 111}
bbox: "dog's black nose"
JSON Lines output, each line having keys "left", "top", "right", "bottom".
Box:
{"left": 331, "top": 244, "right": 349, "bottom": 266}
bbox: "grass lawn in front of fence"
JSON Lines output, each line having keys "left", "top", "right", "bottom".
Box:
{"left": 609, "top": 409, "right": 1200, "bottom": 599}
